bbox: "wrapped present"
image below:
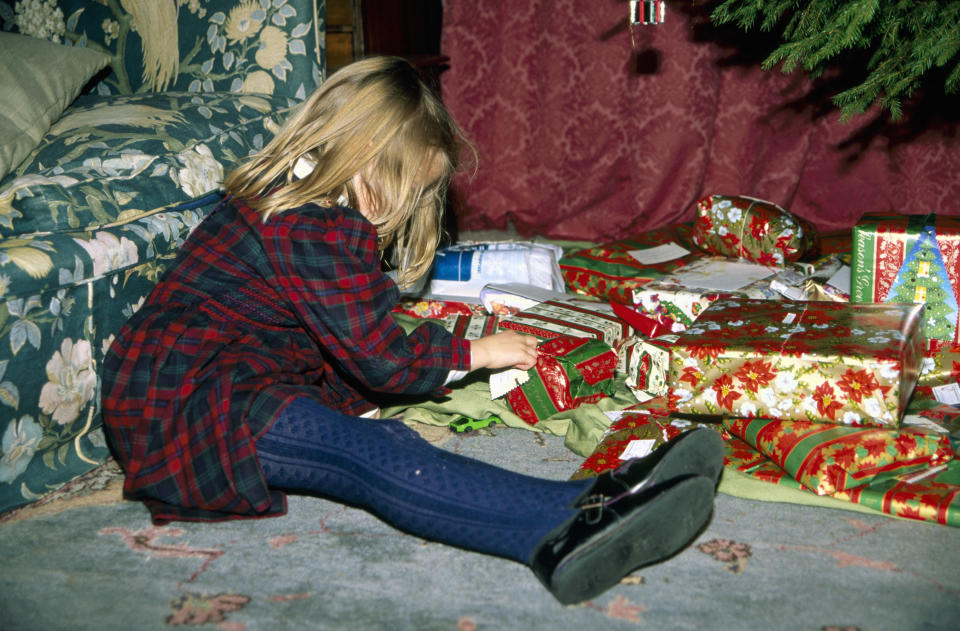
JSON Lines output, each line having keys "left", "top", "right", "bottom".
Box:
{"left": 725, "top": 417, "right": 953, "bottom": 496}
{"left": 497, "top": 299, "right": 632, "bottom": 349}
{"left": 692, "top": 194, "right": 818, "bottom": 265}
{"left": 731, "top": 435, "right": 960, "bottom": 526}
{"left": 851, "top": 213, "right": 960, "bottom": 347}
{"left": 668, "top": 298, "right": 925, "bottom": 427}
{"left": 559, "top": 223, "right": 700, "bottom": 304}
{"left": 435, "top": 313, "right": 499, "bottom": 340}
{"left": 619, "top": 334, "right": 677, "bottom": 402}
{"left": 570, "top": 409, "right": 723, "bottom": 480}
{"left": 393, "top": 298, "right": 486, "bottom": 319}
{"left": 504, "top": 336, "right": 618, "bottom": 426}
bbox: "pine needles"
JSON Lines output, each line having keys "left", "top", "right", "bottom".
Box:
{"left": 710, "top": 0, "right": 960, "bottom": 120}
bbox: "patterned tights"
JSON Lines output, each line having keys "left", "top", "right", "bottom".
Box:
{"left": 254, "top": 397, "right": 590, "bottom": 563}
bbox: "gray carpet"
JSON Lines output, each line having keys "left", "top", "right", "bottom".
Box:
{"left": 2, "top": 423, "right": 958, "bottom": 631}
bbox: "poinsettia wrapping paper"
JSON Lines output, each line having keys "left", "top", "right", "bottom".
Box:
{"left": 505, "top": 336, "right": 618, "bottom": 425}
{"left": 570, "top": 409, "right": 724, "bottom": 480}
{"left": 692, "top": 195, "right": 818, "bottom": 265}
{"left": 724, "top": 418, "right": 953, "bottom": 496}
{"left": 728, "top": 434, "right": 960, "bottom": 526}
{"left": 851, "top": 213, "right": 960, "bottom": 347}
{"left": 559, "top": 223, "right": 699, "bottom": 304}
{"left": 668, "top": 298, "right": 925, "bottom": 427}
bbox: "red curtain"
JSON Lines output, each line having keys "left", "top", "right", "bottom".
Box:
{"left": 440, "top": 0, "right": 960, "bottom": 242}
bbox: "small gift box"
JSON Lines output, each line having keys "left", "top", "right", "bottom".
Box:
{"left": 570, "top": 410, "right": 723, "bottom": 480}
{"left": 851, "top": 213, "right": 960, "bottom": 347}
{"left": 692, "top": 194, "right": 818, "bottom": 265}
{"left": 559, "top": 223, "right": 700, "bottom": 304}
{"left": 668, "top": 298, "right": 925, "bottom": 427}
{"left": 497, "top": 299, "right": 632, "bottom": 349}
{"left": 619, "top": 334, "right": 678, "bottom": 402}
{"left": 504, "top": 336, "right": 618, "bottom": 425}
{"left": 724, "top": 417, "right": 953, "bottom": 496}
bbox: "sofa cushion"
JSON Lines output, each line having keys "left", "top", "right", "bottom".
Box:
{"left": 0, "top": 90, "right": 298, "bottom": 238}
{"left": 55, "top": 0, "right": 323, "bottom": 100}
{"left": 0, "top": 32, "right": 110, "bottom": 181}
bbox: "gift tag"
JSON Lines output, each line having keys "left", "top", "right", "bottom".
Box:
{"left": 932, "top": 382, "right": 960, "bottom": 405}
{"left": 489, "top": 368, "right": 529, "bottom": 399}
{"left": 620, "top": 438, "right": 657, "bottom": 460}
{"left": 627, "top": 242, "right": 690, "bottom": 265}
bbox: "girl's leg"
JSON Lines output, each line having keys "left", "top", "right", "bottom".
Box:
{"left": 254, "top": 396, "right": 590, "bottom": 563}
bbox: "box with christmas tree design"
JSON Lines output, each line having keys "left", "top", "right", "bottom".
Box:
{"left": 668, "top": 298, "right": 925, "bottom": 428}
{"left": 851, "top": 213, "right": 960, "bottom": 347}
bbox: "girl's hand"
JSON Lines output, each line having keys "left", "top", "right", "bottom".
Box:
{"left": 470, "top": 331, "right": 539, "bottom": 371}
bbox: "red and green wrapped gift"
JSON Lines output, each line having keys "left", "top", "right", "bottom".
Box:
{"left": 668, "top": 298, "right": 925, "bottom": 427}
{"left": 851, "top": 213, "right": 960, "bottom": 347}
{"left": 724, "top": 417, "right": 953, "bottom": 496}
{"left": 570, "top": 409, "right": 723, "bottom": 480}
{"left": 692, "top": 194, "right": 818, "bottom": 265}
{"left": 497, "top": 299, "right": 633, "bottom": 349}
{"left": 559, "top": 223, "right": 700, "bottom": 305}
{"left": 505, "top": 336, "right": 618, "bottom": 426}
{"left": 728, "top": 431, "right": 960, "bottom": 527}
{"left": 393, "top": 298, "right": 486, "bottom": 319}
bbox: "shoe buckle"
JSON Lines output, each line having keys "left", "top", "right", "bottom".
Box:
{"left": 578, "top": 494, "right": 606, "bottom": 525}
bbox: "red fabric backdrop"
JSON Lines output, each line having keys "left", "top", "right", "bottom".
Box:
{"left": 440, "top": 0, "right": 960, "bottom": 242}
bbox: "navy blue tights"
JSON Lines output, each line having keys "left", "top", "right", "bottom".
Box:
{"left": 255, "top": 397, "right": 590, "bottom": 564}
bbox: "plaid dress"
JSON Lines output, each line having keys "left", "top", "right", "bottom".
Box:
{"left": 101, "top": 197, "right": 470, "bottom": 524}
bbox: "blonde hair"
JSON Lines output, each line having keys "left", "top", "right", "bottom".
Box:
{"left": 224, "top": 56, "right": 471, "bottom": 287}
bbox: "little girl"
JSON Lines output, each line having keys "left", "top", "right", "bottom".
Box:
{"left": 101, "top": 56, "right": 724, "bottom": 605}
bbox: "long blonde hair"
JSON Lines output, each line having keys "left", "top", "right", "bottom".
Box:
{"left": 224, "top": 56, "right": 471, "bottom": 287}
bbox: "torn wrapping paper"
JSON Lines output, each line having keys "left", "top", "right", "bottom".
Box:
{"left": 668, "top": 298, "right": 925, "bottom": 428}
{"left": 503, "top": 336, "right": 618, "bottom": 426}
{"left": 692, "top": 194, "right": 818, "bottom": 265}
{"left": 559, "top": 224, "right": 700, "bottom": 304}
{"left": 479, "top": 283, "right": 573, "bottom": 316}
{"left": 851, "top": 213, "right": 960, "bottom": 347}
{"left": 724, "top": 417, "right": 953, "bottom": 496}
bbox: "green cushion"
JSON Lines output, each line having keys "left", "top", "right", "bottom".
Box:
{"left": 0, "top": 32, "right": 111, "bottom": 181}
{"left": 0, "top": 90, "right": 298, "bottom": 238}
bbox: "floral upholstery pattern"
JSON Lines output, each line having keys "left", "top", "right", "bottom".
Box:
{"left": 0, "top": 0, "right": 325, "bottom": 513}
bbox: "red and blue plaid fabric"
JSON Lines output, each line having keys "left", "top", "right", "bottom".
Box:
{"left": 102, "top": 198, "right": 470, "bottom": 524}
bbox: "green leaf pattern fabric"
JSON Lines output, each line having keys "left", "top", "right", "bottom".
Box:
{"left": 0, "top": 0, "right": 324, "bottom": 513}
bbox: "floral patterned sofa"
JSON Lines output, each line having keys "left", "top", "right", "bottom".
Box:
{"left": 0, "top": 0, "right": 325, "bottom": 513}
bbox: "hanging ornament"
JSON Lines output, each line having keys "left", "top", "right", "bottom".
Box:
{"left": 630, "top": 1, "right": 666, "bottom": 26}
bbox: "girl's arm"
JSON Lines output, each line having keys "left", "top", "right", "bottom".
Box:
{"left": 470, "top": 331, "right": 539, "bottom": 371}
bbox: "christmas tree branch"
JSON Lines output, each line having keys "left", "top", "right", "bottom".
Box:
{"left": 709, "top": 0, "right": 960, "bottom": 120}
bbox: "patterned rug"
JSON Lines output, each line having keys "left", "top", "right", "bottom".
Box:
{"left": 2, "top": 423, "right": 959, "bottom": 631}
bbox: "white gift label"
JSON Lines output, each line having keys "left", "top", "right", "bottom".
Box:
{"left": 489, "top": 368, "right": 529, "bottom": 399}
{"left": 620, "top": 439, "right": 657, "bottom": 460}
{"left": 627, "top": 242, "right": 690, "bottom": 265}
{"left": 932, "top": 382, "right": 960, "bottom": 405}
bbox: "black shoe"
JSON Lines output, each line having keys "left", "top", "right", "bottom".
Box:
{"left": 530, "top": 474, "right": 715, "bottom": 605}
{"left": 582, "top": 426, "right": 725, "bottom": 504}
